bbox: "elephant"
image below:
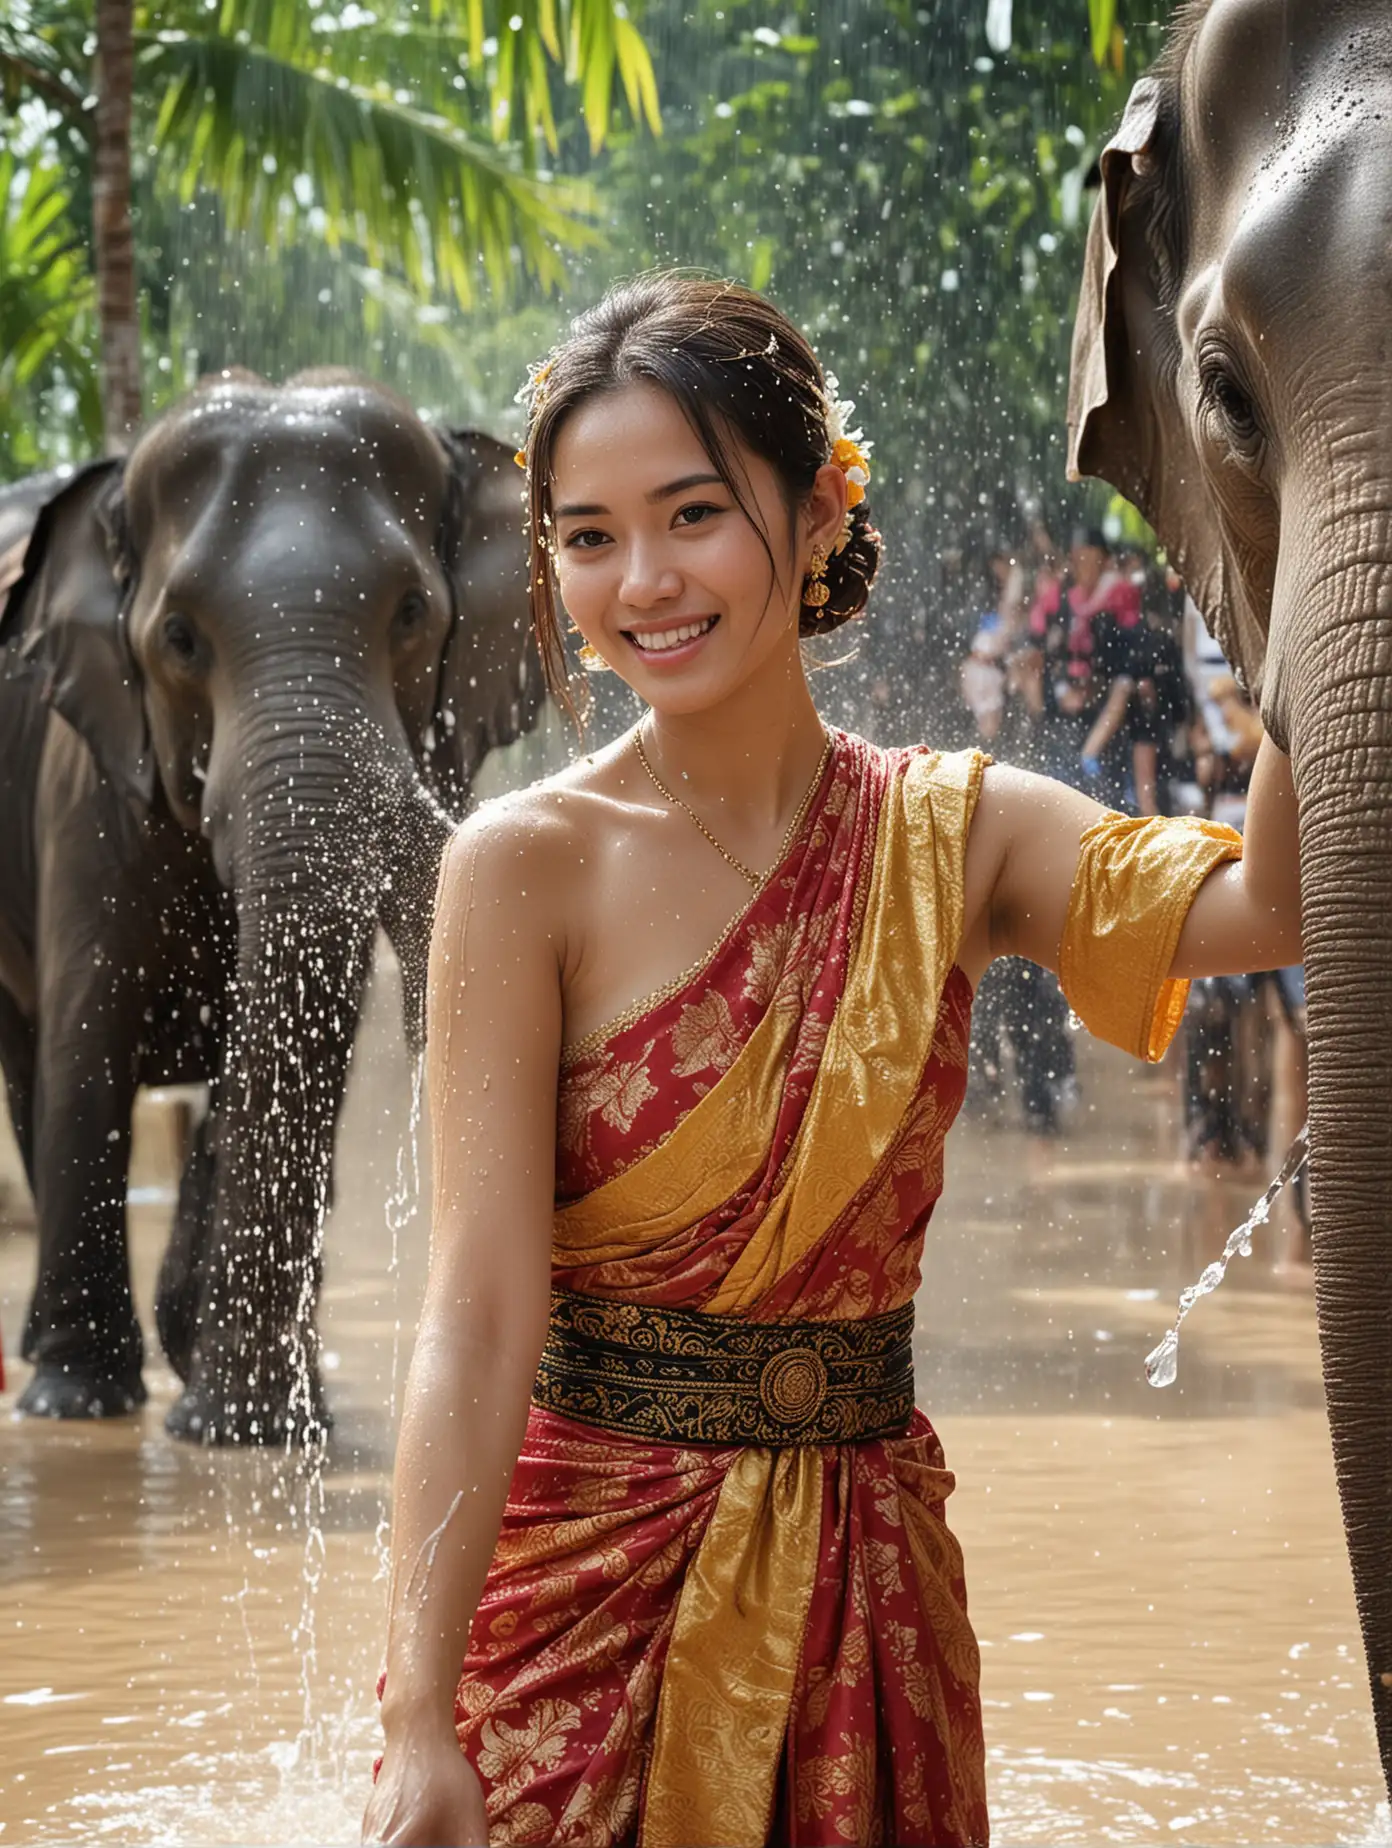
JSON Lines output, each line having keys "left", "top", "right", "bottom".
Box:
{"left": 1067, "top": 0, "right": 1392, "bottom": 1796}
{"left": 0, "top": 370, "right": 540, "bottom": 1444}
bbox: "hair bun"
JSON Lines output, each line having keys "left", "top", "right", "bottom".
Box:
{"left": 799, "top": 500, "right": 881, "bottom": 637}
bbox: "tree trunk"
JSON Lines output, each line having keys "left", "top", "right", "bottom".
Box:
{"left": 92, "top": 0, "right": 141, "bottom": 452}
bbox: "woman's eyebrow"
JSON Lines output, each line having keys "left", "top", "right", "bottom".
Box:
{"left": 647, "top": 472, "right": 725, "bottom": 502}
{"left": 553, "top": 472, "right": 725, "bottom": 519}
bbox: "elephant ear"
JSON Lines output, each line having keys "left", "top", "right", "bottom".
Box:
{"left": 430, "top": 428, "right": 544, "bottom": 807}
{"left": 1067, "top": 78, "right": 1236, "bottom": 667}
{"left": 0, "top": 459, "right": 154, "bottom": 808}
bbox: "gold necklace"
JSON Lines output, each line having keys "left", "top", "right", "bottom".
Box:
{"left": 633, "top": 723, "right": 833, "bottom": 890}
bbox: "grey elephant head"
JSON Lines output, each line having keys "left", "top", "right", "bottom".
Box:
{"left": 1068, "top": 0, "right": 1392, "bottom": 1795}
{"left": 2, "top": 373, "right": 536, "bottom": 861}
{"left": 0, "top": 373, "right": 541, "bottom": 1441}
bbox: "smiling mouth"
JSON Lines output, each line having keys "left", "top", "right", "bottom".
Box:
{"left": 623, "top": 615, "right": 719, "bottom": 655}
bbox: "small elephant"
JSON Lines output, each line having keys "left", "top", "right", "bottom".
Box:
{"left": 1067, "top": 0, "right": 1392, "bottom": 1796}
{"left": 0, "top": 370, "right": 540, "bottom": 1443}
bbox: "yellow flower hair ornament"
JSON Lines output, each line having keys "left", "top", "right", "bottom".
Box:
{"left": 823, "top": 374, "right": 873, "bottom": 553}
{"left": 513, "top": 356, "right": 558, "bottom": 472}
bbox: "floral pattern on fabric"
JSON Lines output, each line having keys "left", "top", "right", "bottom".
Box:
{"left": 553, "top": 745, "right": 853, "bottom": 1212}
{"left": 436, "top": 734, "right": 991, "bottom": 1847}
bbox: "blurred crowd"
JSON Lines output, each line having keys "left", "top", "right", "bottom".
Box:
{"left": 951, "top": 522, "right": 1309, "bottom": 1263}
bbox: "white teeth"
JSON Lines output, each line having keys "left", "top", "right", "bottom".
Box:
{"left": 631, "top": 616, "right": 715, "bottom": 653}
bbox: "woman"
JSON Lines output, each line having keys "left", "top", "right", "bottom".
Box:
{"left": 362, "top": 275, "right": 1300, "bottom": 1847}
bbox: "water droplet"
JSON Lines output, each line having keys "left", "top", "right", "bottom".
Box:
{"left": 1145, "top": 1330, "right": 1179, "bottom": 1390}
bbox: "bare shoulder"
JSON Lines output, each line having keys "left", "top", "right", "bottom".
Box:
{"left": 436, "top": 790, "right": 575, "bottom": 943}
{"left": 435, "top": 738, "right": 633, "bottom": 946}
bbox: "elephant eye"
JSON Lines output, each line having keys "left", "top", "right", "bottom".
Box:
{"left": 162, "top": 613, "right": 198, "bottom": 663}
{"left": 1201, "top": 361, "right": 1261, "bottom": 446}
{"left": 393, "top": 590, "right": 429, "bottom": 637}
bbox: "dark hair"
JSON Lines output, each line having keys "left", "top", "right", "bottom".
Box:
{"left": 519, "top": 272, "right": 881, "bottom": 715}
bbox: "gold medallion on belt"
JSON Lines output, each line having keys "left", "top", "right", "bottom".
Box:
{"left": 758, "top": 1346, "right": 829, "bottom": 1429}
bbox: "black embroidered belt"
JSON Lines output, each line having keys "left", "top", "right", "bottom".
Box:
{"left": 532, "top": 1290, "right": 916, "bottom": 1447}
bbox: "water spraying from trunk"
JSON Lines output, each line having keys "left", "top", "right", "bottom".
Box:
{"left": 1144, "top": 1127, "right": 1311, "bottom": 1388}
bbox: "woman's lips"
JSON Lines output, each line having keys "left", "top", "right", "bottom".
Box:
{"left": 622, "top": 614, "right": 720, "bottom": 663}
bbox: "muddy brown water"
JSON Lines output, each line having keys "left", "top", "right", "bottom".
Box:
{"left": 2, "top": 942, "right": 1389, "bottom": 1841}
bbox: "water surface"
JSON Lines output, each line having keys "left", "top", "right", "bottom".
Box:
{"left": 2, "top": 976, "right": 1387, "bottom": 1844}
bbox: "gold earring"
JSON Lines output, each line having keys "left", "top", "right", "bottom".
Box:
{"left": 803, "top": 543, "right": 831, "bottom": 609}
{"left": 578, "top": 641, "right": 610, "bottom": 672}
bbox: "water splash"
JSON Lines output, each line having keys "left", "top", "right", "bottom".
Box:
{"left": 1144, "top": 1125, "right": 1310, "bottom": 1389}
{"left": 374, "top": 1049, "right": 424, "bottom": 1581}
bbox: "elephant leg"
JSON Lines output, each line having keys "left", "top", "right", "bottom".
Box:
{"left": 18, "top": 954, "right": 147, "bottom": 1419}
{"left": 0, "top": 985, "right": 37, "bottom": 1197}
{"left": 155, "top": 1101, "right": 218, "bottom": 1382}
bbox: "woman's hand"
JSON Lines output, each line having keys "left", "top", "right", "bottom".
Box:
{"left": 362, "top": 1723, "right": 490, "bottom": 1847}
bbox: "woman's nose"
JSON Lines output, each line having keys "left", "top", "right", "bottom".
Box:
{"left": 618, "top": 542, "right": 682, "bottom": 610}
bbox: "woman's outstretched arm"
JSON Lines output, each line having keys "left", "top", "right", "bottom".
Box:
{"left": 363, "top": 807, "right": 565, "bottom": 1848}
{"left": 966, "top": 732, "right": 1301, "bottom": 982}
{"left": 1170, "top": 731, "right": 1300, "bottom": 976}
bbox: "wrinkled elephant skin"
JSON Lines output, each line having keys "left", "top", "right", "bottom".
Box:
{"left": 1067, "top": 0, "right": 1392, "bottom": 1797}
{"left": 0, "top": 372, "right": 541, "bottom": 1444}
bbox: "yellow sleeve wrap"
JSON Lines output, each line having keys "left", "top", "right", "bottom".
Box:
{"left": 1059, "top": 812, "right": 1245, "bottom": 1063}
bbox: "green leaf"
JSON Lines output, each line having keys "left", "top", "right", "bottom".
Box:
{"left": 0, "top": 152, "right": 98, "bottom": 467}
{"left": 1088, "top": 0, "right": 1117, "bottom": 67}
{"left": 613, "top": 14, "right": 661, "bottom": 138}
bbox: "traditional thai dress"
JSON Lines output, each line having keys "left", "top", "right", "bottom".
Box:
{"left": 434, "top": 730, "right": 1242, "bottom": 1847}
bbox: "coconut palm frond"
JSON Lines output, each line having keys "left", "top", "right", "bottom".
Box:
{"left": 0, "top": 156, "right": 90, "bottom": 371}
{"left": 568, "top": 0, "right": 661, "bottom": 152}
{"left": 0, "top": 153, "right": 100, "bottom": 459}
{"left": 154, "top": 0, "right": 660, "bottom": 162}
{"left": 485, "top": 0, "right": 661, "bottom": 157}
{"left": 142, "top": 30, "right": 601, "bottom": 304}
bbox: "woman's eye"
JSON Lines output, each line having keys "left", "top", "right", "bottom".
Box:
{"left": 564, "top": 528, "right": 610, "bottom": 550}
{"left": 675, "top": 502, "right": 721, "bottom": 527}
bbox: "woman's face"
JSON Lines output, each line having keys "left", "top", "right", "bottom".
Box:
{"left": 548, "top": 379, "right": 841, "bottom": 714}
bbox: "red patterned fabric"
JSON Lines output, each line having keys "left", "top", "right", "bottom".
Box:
{"left": 387, "top": 733, "right": 990, "bottom": 1845}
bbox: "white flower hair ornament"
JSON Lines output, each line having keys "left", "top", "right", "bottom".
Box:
{"left": 821, "top": 371, "right": 874, "bottom": 554}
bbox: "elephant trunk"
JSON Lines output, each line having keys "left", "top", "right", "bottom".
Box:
{"left": 1284, "top": 556, "right": 1392, "bottom": 1787}
{"left": 176, "top": 691, "right": 433, "bottom": 1444}
{"left": 377, "top": 772, "right": 455, "bottom": 1054}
